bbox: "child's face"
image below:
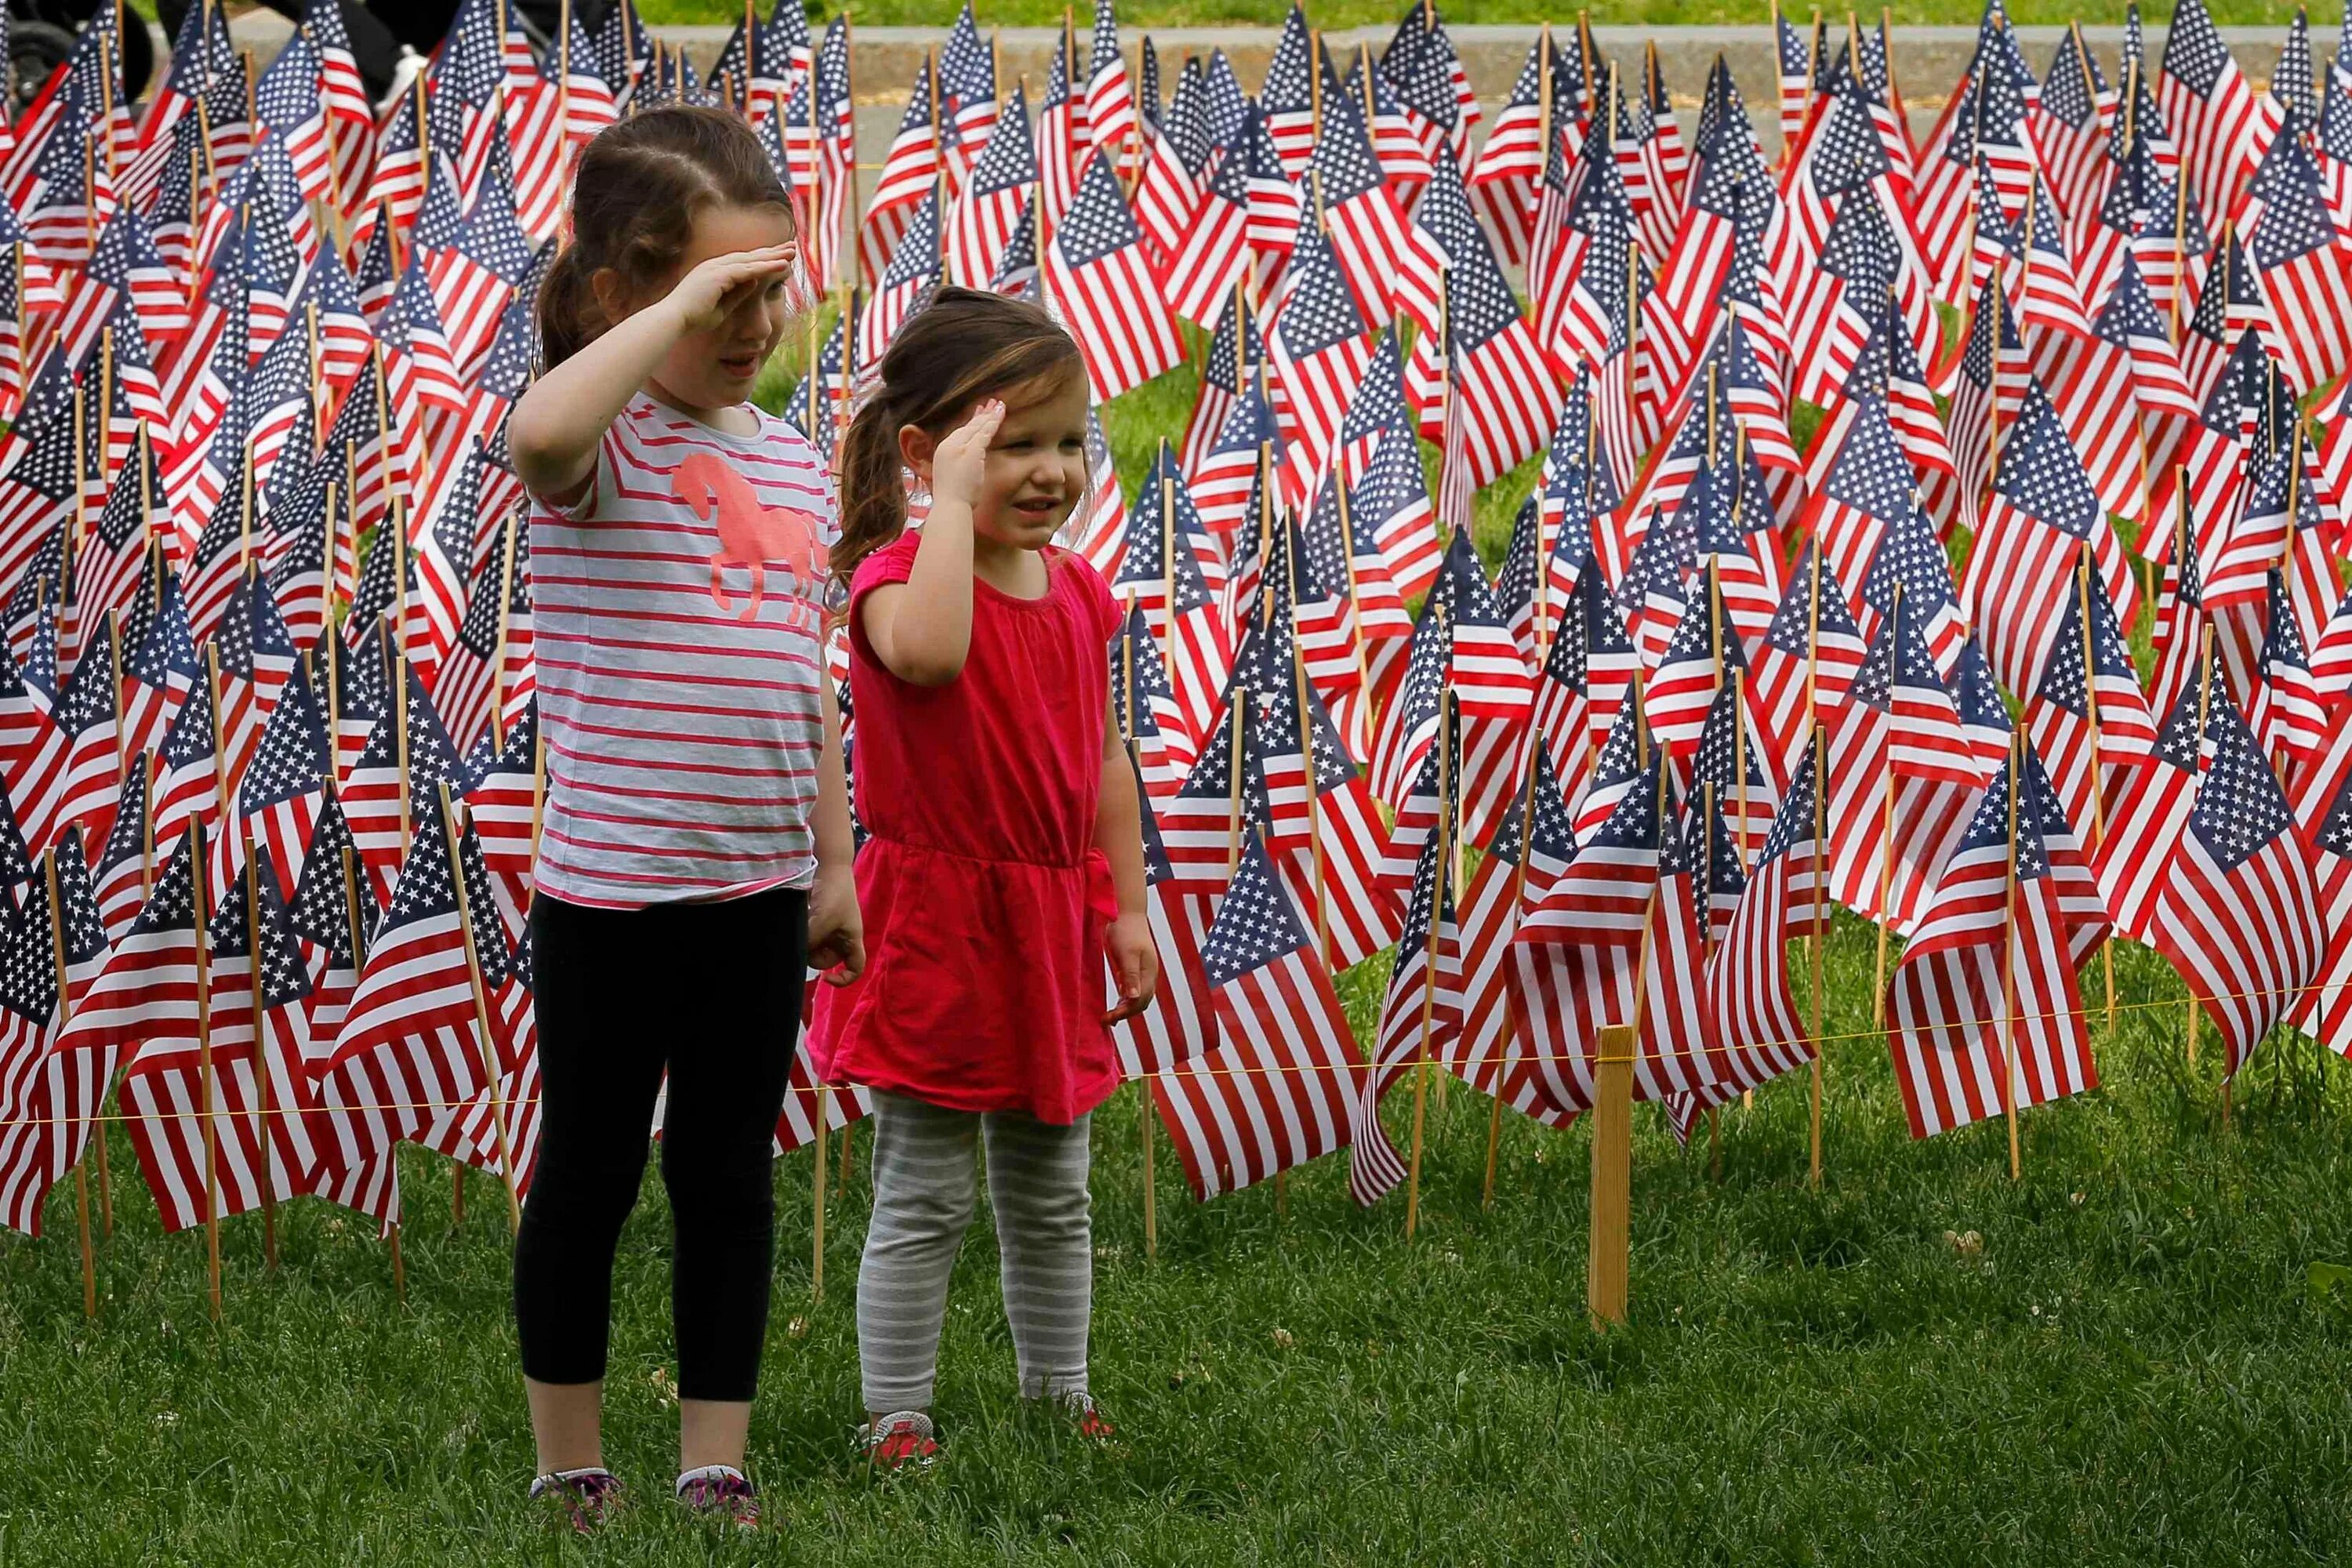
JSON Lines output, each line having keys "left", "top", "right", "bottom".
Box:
{"left": 967, "top": 376, "right": 1091, "bottom": 552}
{"left": 649, "top": 202, "right": 798, "bottom": 412}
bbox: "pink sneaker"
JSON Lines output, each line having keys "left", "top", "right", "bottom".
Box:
{"left": 677, "top": 1465, "right": 759, "bottom": 1528}
{"left": 528, "top": 1468, "right": 625, "bottom": 1534}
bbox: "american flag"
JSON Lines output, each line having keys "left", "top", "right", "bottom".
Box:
{"left": 860, "top": 54, "right": 942, "bottom": 286}
{"left": 1083, "top": 0, "right": 1138, "bottom": 172}
{"left": 2249, "top": 566, "right": 2328, "bottom": 767}
{"left": 1309, "top": 81, "right": 1436, "bottom": 330}
{"left": 1748, "top": 539, "right": 1870, "bottom": 764}
{"left": 2246, "top": 134, "right": 2352, "bottom": 397}
{"left": 2098, "top": 662, "right": 2215, "bottom": 947}
{"left": 1467, "top": 33, "right": 1566, "bottom": 267}
{"left": 1706, "top": 731, "right": 1824, "bottom": 1100}
{"left": 49, "top": 831, "right": 207, "bottom": 1076}
{"left": 1152, "top": 832, "right": 1363, "bottom": 1200}
{"left": 1044, "top": 154, "right": 1181, "bottom": 402}
{"left": 2157, "top": 0, "right": 2259, "bottom": 238}
{"left": 2026, "top": 549, "right": 2159, "bottom": 848}
{"left": 858, "top": 181, "right": 942, "bottom": 365}
{"left": 1773, "top": 5, "right": 1814, "bottom": 154}
{"left": 91, "top": 752, "right": 148, "bottom": 943}
{"left": 120, "top": 841, "right": 323, "bottom": 1235}
{"left": 1964, "top": 378, "right": 2106, "bottom": 693}
{"left": 0, "top": 842, "right": 112, "bottom": 1236}
{"left": 1265, "top": 227, "right": 1372, "bottom": 466}
{"left": 1257, "top": 5, "right": 1318, "bottom": 178}
{"left": 2030, "top": 26, "right": 2114, "bottom": 223}
{"left": 2151, "top": 693, "right": 2325, "bottom": 1077}
{"left": 316, "top": 797, "right": 506, "bottom": 1177}
{"left": 1403, "top": 147, "right": 1559, "bottom": 487}
{"left": 946, "top": 85, "right": 1036, "bottom": 291}
{"left": 1803, "top": 383, "right": 1921, "bottom": 615}
{"left": 1135, "top": 59, "right": 1209, "bottom": 264}
{"left": 238, "top": 662, "right": 331, "bottom": 902}
{"left": 1354, "top": 817, "right": 1457, "bottom": 1206}
{"left": 1889, "top": 743, "right": 2110, "bottom": 1140}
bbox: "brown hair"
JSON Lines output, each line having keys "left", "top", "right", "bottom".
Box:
{"left": 536, "top": 104, "right": 793, "bottom": 367}
{"left": 833, "top": 288, "right": 1088, "bottom": 590}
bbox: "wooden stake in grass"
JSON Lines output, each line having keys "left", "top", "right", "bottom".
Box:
{"left": 437, "top": 785, "right": 521, "bottom": 1232}
{"left": 813, "top": 1083, "right": 830, "bottom": 1302}
{"left": 1586, "top": 1023, "right": 1635, "bottom": 1330}
{"left": 243, "top": 834, "right": 277, "bottom": 1272}
{"left": 190, "top": 818, "right": 223, "bottom": 1323}
{"left": 2076, "top": 548, "right": 2116, "bottom": 1029}
{"left": 1120, "top": 591, "right": 1160, "bottom": 1264}
{"left": 2187, "top": 628, "right": 2215, "bottom": 1075}
{"left": 1999, "top": 730, "right": 2024, "bottom": 1183}
{"left": 1805, "top": 541, "right": 1828, "bottom": 1189}
{"left": 1403, "top": 693, "right": 1455, "bottom": 1241}
{"left": 46, "top": 851, "right": 96, "bottom": 1318}
{"left": 1872, "top": 584, "right": 1904, "bottom": 1026}
{"left": 339, "top": 837, "right": 401, "bottom": 1300}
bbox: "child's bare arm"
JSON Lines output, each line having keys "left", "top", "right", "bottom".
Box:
{"left": 506, "top": 244, "right": 799, "bottom": 503}
{"left": 808, "top": 677, "right": 865, "bottom": 985}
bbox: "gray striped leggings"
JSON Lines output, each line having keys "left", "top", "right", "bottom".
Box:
{"left": 855, "top": 1093, "right": 1094, "bottom": 1413}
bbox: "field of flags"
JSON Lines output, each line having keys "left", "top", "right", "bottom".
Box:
{"left": 0, "top": 0, "right": 2350, "bottom": 1315}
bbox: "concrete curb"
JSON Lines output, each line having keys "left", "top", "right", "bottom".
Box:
{"left": 207, "top": 11, "right": 2310, "bottom": 101}
{"left": 205, "top": 12, "right": 2311, "bottom": 154}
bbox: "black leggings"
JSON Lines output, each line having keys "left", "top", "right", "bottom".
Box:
{"left": 514, "top": 885, "right": 808, "bottom": 1403}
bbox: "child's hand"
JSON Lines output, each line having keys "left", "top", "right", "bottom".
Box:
{"left": 927, "top": 398, "right": 1006, "bottom": 517}
{"left": 808, "top": 872, "right": 866, "bottom": 988}
{"left": 664, "top": 245, "right": 800, "bottom": 336}
{"left": 1102, "top": 912, "right": 1159, "bottom": 1024}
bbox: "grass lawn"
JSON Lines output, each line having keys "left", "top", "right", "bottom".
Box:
{"left": 0, "top": 347, "right": 2347, "bottom": 1563}
{"left": 639, "top": 2, "right": 2319, "bottom": 34}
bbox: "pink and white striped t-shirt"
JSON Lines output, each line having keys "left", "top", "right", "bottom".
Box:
{"left": 529, "top": 392, "right": 835, "bottom": 909}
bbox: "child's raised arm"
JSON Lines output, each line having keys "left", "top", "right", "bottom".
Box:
{"left": 858, "top": 399, "right": 1004, "bottom": 687}
{"left": 507, "top": 244, "right": 800, "bottom": 503}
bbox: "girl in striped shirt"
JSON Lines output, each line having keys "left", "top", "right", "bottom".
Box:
{"left": 504, "top": 105, "right": 862, "bottom": 1530}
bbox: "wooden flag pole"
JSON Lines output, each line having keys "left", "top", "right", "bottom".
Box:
{"left": 437, "top": 785, "right": 521, "bottom": 1231}
{"left": 1592, "top": 734, "right": 1668, "bottom": 1327}
{"left": 1872, "top": 583, "right": 1903, "bottom": 1025}
{"left": 1402, "top": 693, "right": 1454, "bottom": 1241}
{"left": 2078, "top": 550, "right": 2115, "bottom": 1028}
{"left": 2188, "top": 628, "right": 2214, "bottom": 1077}
{"left": 1283, "top": 531, "right": 1331, "bottom": 967}
{"left": 191, "top": 818, "right": 223, "bottom": 1321}
{"left": 1998, "top": 729, "right": 2023, "bottom": 1181}
{"left": 244, "top": 833, "right": 278, "bottom": 1271}
{"left": 1588, "top": 1014, "right": 1636, "bottom": 1328}
{"left": 813, "top": 1082, "right": 830, "bottom": 1301}
{"left": 338, "top": 837, "right": 401, "bottom": 1298}
{"left": 47, "top": 853, "right": 96, "bottom": 1318}
{"left": 1805, "top": 540, "right": 1827, "bottom": 1185}
{"left": 1121, "top": 593, "right": 1158, "bottom": 1263}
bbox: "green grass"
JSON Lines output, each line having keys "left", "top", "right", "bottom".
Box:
{"left": 2, "top": 932, "right": 2348, "bottom": 1563}
{"left": 0, "top": 345, "right": 2348, "bottom": 1564}
{"left": 641, "top": 2, "right": 2321, "bottom": 33}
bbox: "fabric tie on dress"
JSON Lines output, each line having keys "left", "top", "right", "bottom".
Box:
{"left": 1082, "top": 850, "right": 1119, "bottom": 923}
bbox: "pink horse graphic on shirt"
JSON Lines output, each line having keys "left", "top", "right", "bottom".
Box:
{"left": 671, "top": 451, "right": 829, "bottom": 622}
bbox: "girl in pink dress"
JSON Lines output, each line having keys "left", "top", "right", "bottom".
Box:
{"left": 817, "top": 289, "right": 1156, "bottom": 1467}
